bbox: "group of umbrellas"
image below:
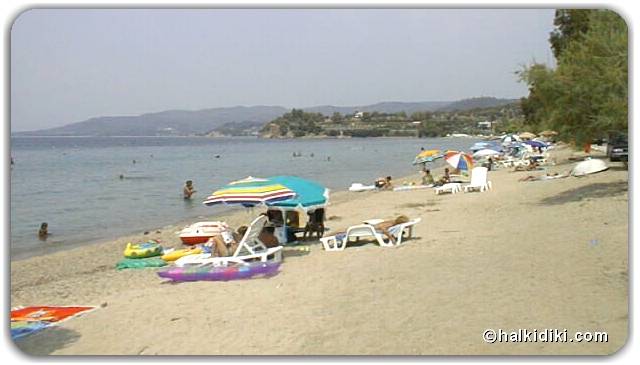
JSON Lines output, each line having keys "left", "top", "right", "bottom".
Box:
{"left": 413, "top": 131, "right": 556, "bottom": 171}
{"left": 413, "top": 149, "right": 474, "bottom": 171}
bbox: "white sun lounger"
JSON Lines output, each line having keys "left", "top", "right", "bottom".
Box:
{"left": 175, "top": 215, "right": 282, "bottom": 267}
{"left": 463, "top": 166, "right": 493, "bottom": 193}
{"left": 320, "top": 218, "right": 421, "bottom": 251}
{"left": 434, "top": 183, "right": 462, "bottom": 195}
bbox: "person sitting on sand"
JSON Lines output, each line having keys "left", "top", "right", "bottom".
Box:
{"left": 38, "top": 222, "right": 49, "bottom": 241}
{"left": 421, "top": 168, "right": 435, "bottom": 186}
{"left": 374, "top": 176, "right": 394, "bottom": 190}
{"left": 434, "top": 168, "right": 451, "bottom": 186}
{"left": 371, "top": 215, "right": 410, "bottom": 244}
{"left": 183, "top": 180, "right": 196, "bottom": 199}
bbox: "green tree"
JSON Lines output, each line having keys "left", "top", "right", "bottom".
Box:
{"left": 549, "top": 9, "right": 593, "bottom": 59}
{"left": 519, "top": 9, "right": 627, "bottom": 146}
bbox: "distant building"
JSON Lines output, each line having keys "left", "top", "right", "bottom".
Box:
{"left": 477, "top": 120, "right": 492, "bottom": 129}
{"left": 354, "top": 111, "right": 364, "bottom": 119}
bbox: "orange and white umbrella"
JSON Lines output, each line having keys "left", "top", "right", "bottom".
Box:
{"left": 444, "top": 151, "right": 474, "bottom": 171}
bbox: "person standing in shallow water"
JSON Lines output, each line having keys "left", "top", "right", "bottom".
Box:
{"left": 183, "top": 180, "right": 196, "bottom": 199}
{"left": 38, "top": 222, "right": 49, "bottom": 241}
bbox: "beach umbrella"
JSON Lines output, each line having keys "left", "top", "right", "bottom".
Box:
{"left": 523, "top": 140, "right": 547, "bottom": 149}
{"left": 203, "top": 176, "right": 296, "bottom": 207}
{"left": 473, "top": 149, "right": 501, "bottom": 158}
{"left": 267, "top": 175, "right": 330, "bottom": 212}
{"left": 444, "top": 151, "right": 474, "bottom": 171}
{"left": 413, "top": 149, "right": 443, "bottom": 165}
{"left": 518, "top": 132, "right": 536, "bottom": 140}
{"left": 470, "top": 142, "right": 502, "bottom": 152}
{"left": 501, "top": 134, "right": 521, "bottom": 145}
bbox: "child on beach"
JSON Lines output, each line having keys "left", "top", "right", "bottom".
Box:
{"left": 421, "top": 168, "right": 435, "bottom": 185}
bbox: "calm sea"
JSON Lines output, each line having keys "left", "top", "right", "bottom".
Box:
{"left": 10, "top": 136, "right": 479, "bottom": 259}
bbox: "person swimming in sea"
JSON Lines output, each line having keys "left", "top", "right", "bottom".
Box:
{"left": 38, "top": 222, "right": 49, "bottom": 241}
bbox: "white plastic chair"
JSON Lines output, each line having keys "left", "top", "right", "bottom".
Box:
{"left": 463, "top": 167, "right": 493, "bottom": 192}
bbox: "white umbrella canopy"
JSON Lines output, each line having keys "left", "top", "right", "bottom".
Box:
{"left": 473, "top": 149, "right": 501, "bottom": 158}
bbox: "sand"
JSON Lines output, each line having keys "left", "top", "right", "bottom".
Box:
{"left": 10, "top": 145, "right": 628, "bottom": 355}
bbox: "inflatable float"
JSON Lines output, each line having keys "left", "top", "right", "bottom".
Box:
{"left": 161, "top": 247, "right": 202, "bottom": 262}
{"left": 179, "top": 221, "right": 230, "bottom": 245}
{"left": 123, "top": 241, "right": 163, "bottom": 259}
{"left": 116, "top": 257, "right": 167, "bottom": 270}
{"left": 157, "top": 261, "right": 281, "bottom": 282}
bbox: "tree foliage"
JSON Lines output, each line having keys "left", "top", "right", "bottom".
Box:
{"left": 549, "top": 9, "right": 592, "bottom": 59}
{"left": 519, "top": 9, "right": 628, "bottom": 145}
{"left": 260, "top": 108, "right": 324, "bottom": 137}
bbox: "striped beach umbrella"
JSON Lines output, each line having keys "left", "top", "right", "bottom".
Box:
{"left": 413, "top": 149, "right": 443, "bottom": 165}
{"left": 267, "top": 176, "right": 329, "bottom": 212}
{"left": 203, "top": 176, "right": 296, "bottom": 207}
{"left": 444, "top": 151, "right": 474, "bottom": 171}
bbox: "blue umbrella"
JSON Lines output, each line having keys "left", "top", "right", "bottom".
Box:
{"left": 267, "top": 176, "right": 329, "bottom": 211}
{"left": 470, "top": 142, "right": 502, "bottom": 152}
{"left": 523, "top": 140, "right": 547, "bottom": 148}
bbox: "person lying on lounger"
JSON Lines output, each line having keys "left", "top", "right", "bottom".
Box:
{"left": 371, "top": 215, "right": 410, "bottom": 244}
{"left": 205, "top": 228, "right": 242, "bottom": 257}
{"left": 513, "top": 160, "right": 540, "bottom": 172}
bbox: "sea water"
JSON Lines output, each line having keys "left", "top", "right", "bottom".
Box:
{"left": 10, "top": 136, "right": 479, "bottom": 259}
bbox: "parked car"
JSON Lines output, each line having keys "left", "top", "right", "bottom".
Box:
{"left": 606, "top": 132, "right": 628, "bottom": 162}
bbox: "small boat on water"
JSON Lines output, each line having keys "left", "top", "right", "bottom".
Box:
{"left": 178, "top": 221, "right": 230, "bottom": 245}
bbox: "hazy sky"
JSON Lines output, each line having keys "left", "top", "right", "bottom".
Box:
{"left": 11, "top": 8, "right": 556, "bottom": 132}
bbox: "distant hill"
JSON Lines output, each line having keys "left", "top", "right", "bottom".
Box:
{"left": 303, "top": 101, "right": 450, "bottom": 116}
{"left": 14, "top": 106, "right": 288, "bottom": 137}
{"left": 14, "top": 97, "right": 520, "bottom": 136}
{"left": 435, "top": 97, "right": 517, "bottom": 112}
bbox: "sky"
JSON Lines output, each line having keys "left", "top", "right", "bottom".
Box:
{"left": 11, "top": 8, "right": 556, "bottom": 132}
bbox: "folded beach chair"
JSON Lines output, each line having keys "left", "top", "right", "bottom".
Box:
{"left": 320, "top": 218, "right": 421, "bottom": 251}
{"left": 434, "top": 183, "right": 462, "bottom": 195}
{"left": 175, "top": 215, "right": 282, "bottom": 267}
{"left": 463, "top": 166, "right": 493, "bottom": 193}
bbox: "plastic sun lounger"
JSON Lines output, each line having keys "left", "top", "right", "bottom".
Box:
{"left": 320, "top": 218, "right": 421, "bottom": 251}
{"left": 434, "top": 183, "right": 462, "bottom": 195}
{"left": 175, "top": 215, "right": 283, "bottom": 267}
{"left": 463, "top": 166, "right": 493, "bottom": 193}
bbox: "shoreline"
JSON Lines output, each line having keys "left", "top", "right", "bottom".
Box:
{"left": 10, "top": 178, "right": 416, "bottom": 262}
{"left": 10, "top": 145, "right": 628, "bottom": 355}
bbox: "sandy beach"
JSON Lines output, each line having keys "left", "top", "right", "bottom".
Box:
{"left": 10, "top": 145, "right": 628, "bottom": 355}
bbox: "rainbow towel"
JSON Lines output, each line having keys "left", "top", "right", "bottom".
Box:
{"left": 10, "top": 306, "right": 97, "bottom": 340}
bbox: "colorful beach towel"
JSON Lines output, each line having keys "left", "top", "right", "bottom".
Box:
{"left": 10, "top": 306, "right": 97, "bottom": 340}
